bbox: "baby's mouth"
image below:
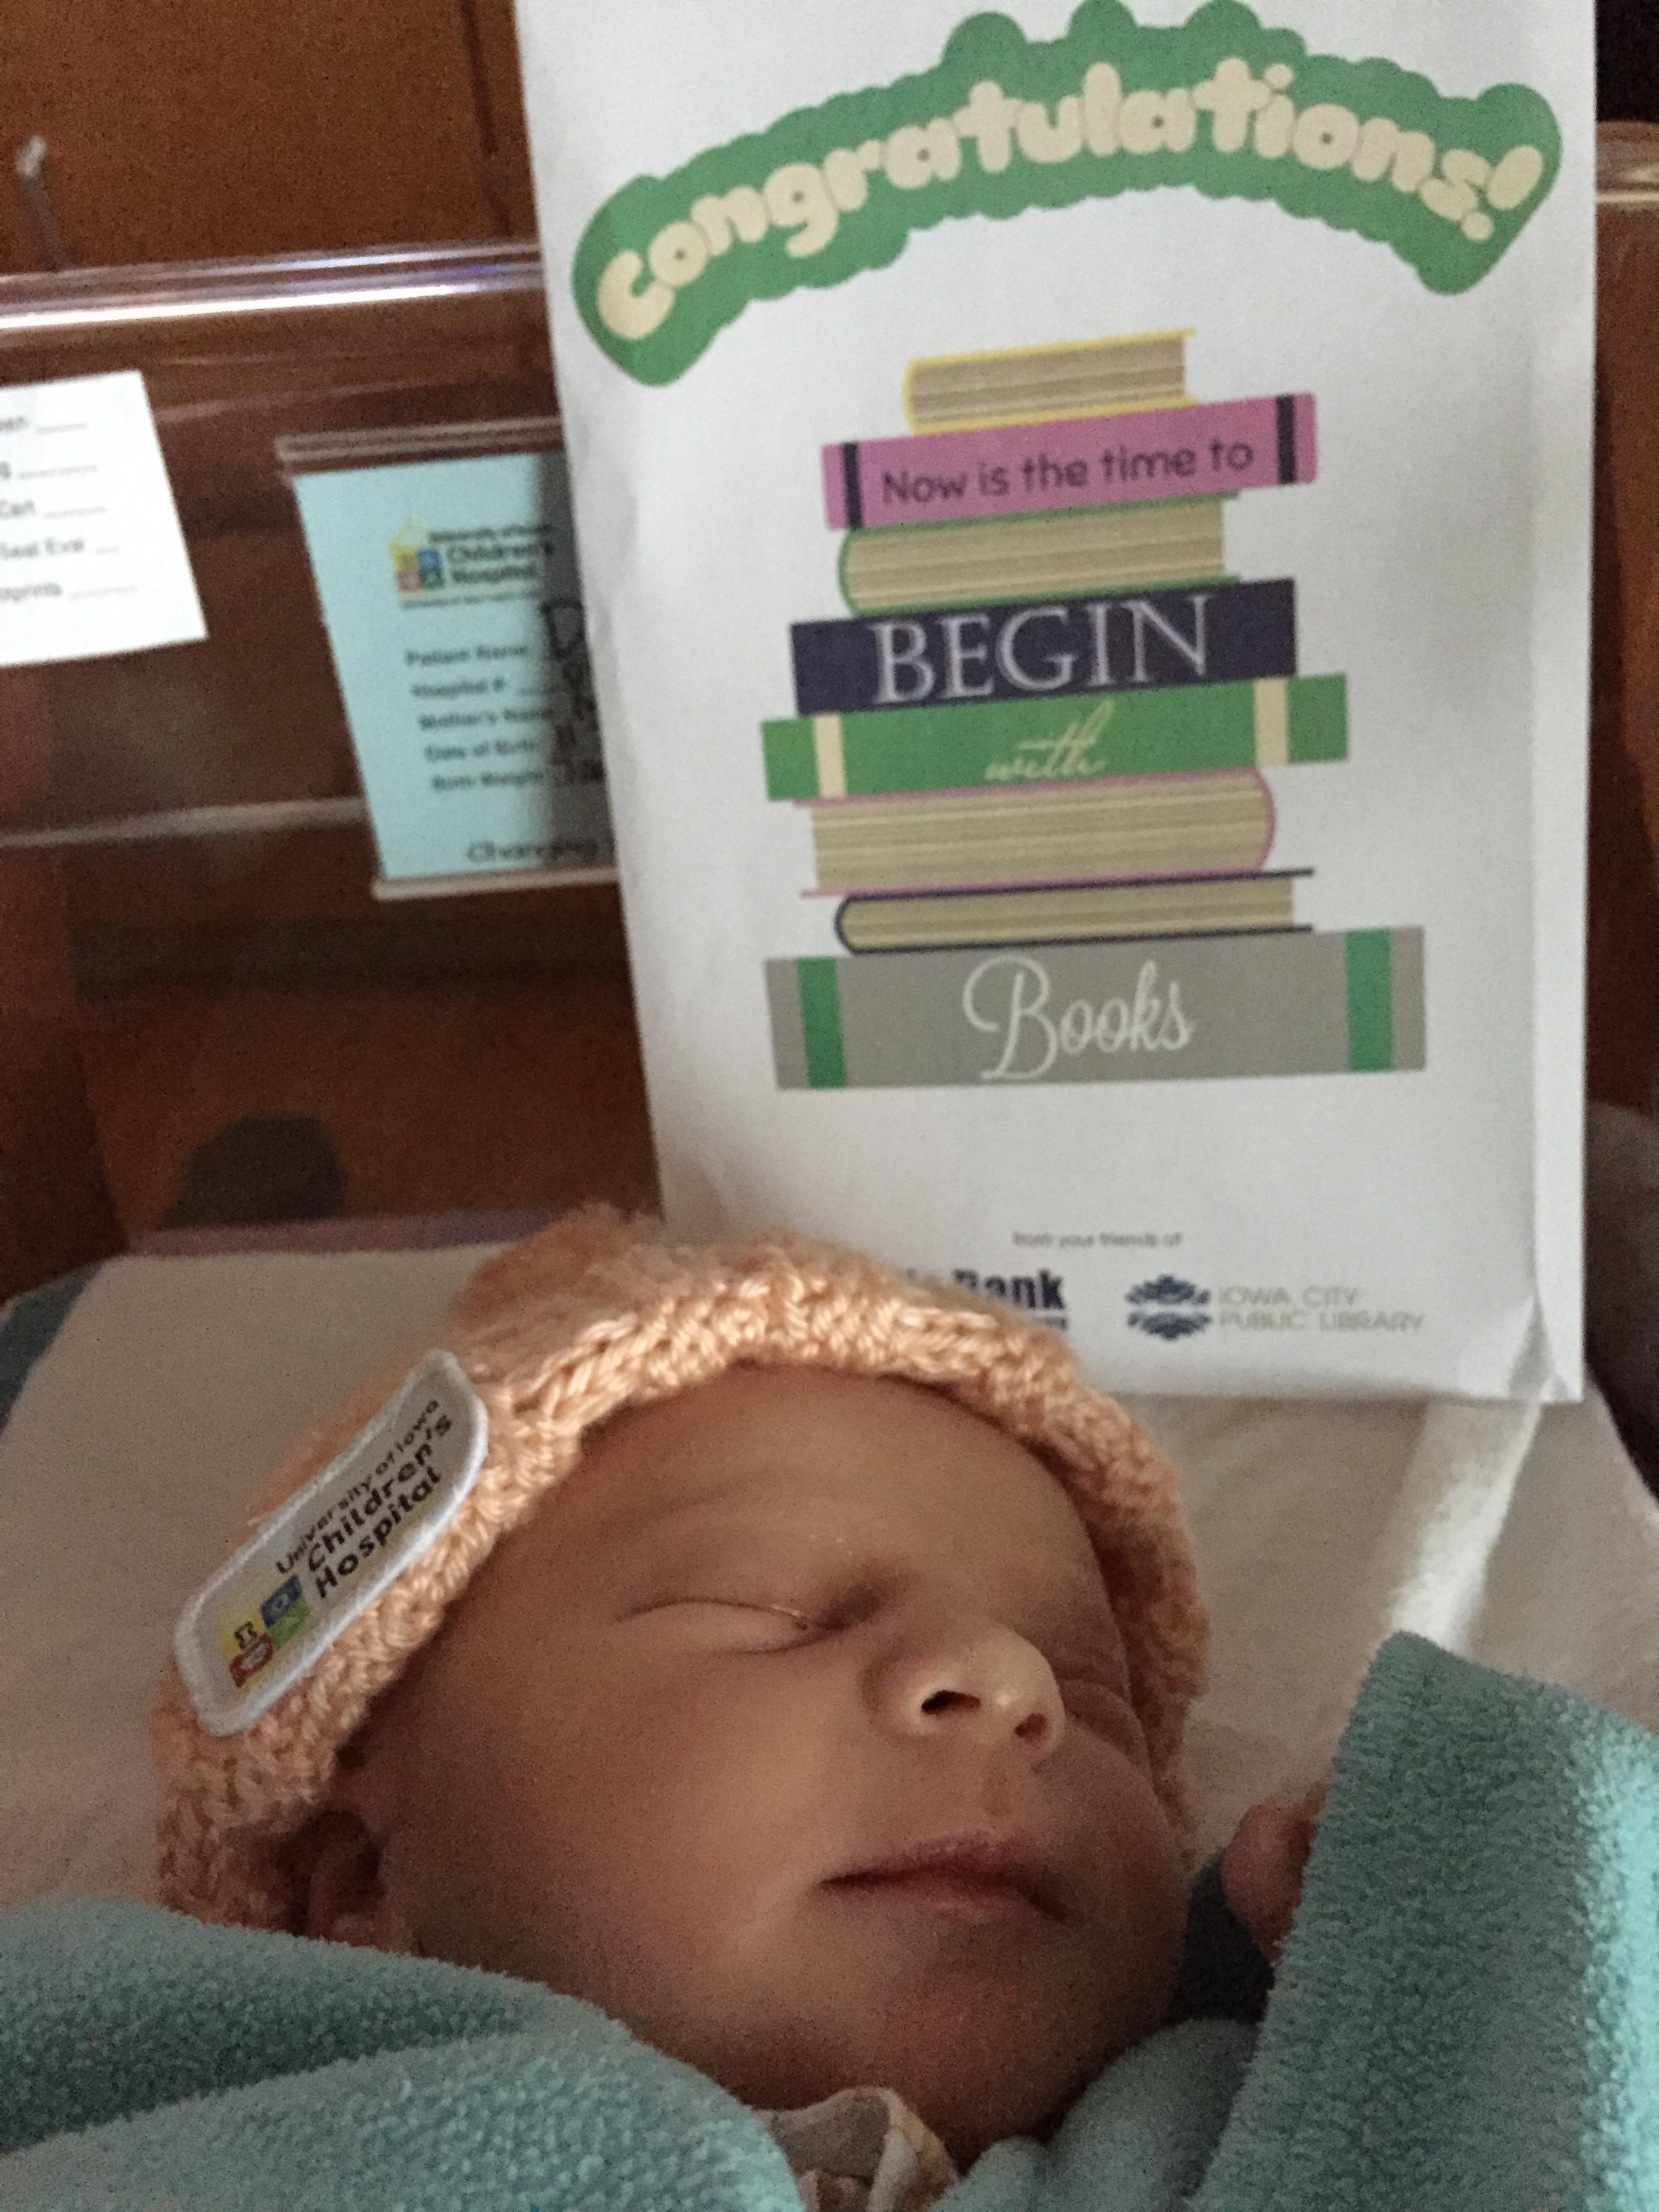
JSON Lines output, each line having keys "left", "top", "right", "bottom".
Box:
{"left": 825, "top": 1832, "right": 1065, "bottom": 1922}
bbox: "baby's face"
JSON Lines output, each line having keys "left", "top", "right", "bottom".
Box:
{"left": 329, "top": 1367, "right": 1187, "bottom": 2163}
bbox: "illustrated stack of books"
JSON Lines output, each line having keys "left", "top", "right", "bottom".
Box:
{"left": 762, "top": 330, "right": 1425, "bottom": 1089}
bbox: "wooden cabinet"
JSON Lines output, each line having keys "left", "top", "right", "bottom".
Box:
{"left": 1589, "top": 129, "right": 1659, "bottom": 1113}
{"left": 0, "top": 0, "right": 535, "bottom": 272}
{"left": 0, "top": 71, "right": 1655, "bottom": 1298}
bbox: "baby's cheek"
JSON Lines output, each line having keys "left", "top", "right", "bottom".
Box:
{"left": 1073, "top": 1770, "right": 1189, "bottom": 2024}
{"left": 552, "top": 1677, "right": 830, "bottom": 1948}
{"left": 398, "top": 1644, "right": 845, "bottom": 2007}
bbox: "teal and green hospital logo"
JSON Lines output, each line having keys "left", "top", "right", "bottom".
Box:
{"left": 572, "top": 0, "right": 1562, "bottom": 385}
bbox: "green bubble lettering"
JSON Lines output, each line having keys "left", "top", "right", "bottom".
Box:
{"left": 571, "top": 0, "right": 1561, "bottom": 385}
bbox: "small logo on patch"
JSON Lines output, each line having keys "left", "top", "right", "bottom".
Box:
{"left": 228, "top": 1633, "right": 275, "bottom": 1687}
{"left": 260, "top": 1576, "right": 302, "bottom": 1629}
{"left": 1126, "top": 1275, "right": 1212, "bottom": 1341}
{"left": 260, "top": 1575, "right": 310, "bottom": 1649}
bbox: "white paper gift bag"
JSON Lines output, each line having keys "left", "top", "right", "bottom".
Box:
{"left": 515, "top": 0, "right": 1592, "bottom": 1398}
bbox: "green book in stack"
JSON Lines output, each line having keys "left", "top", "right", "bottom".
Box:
{"left": 764, "top": 676, "right": 1347, "bottom": 799}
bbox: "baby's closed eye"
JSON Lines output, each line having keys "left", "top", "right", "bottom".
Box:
{"left": 638, "top": 1596, "right": 827, "bottom": 1648}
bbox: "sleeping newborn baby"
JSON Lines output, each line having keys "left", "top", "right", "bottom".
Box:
{"left": 288, "top": 1363, "right": 1206, "bottom": 2171}
{"left": 146, "top": 1208, "right": 1249, "bottom": 2192}
{"left": 4, "top": 1211, "right": 1647, "bottom": 2210}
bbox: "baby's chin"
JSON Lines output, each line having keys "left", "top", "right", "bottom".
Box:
{"left": 875, "top": 2041, "right": 1103, "bottom": 2167}
{"left": 690, "top": 1961, "right": 1165, "bottom": 2169}
{"left": 852, "top": 1982, "right": 1152, "bottom": 2165}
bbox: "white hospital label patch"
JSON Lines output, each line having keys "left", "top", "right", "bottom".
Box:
{"left": 174, "top": 1352, "right": 487, "bottom": 1736}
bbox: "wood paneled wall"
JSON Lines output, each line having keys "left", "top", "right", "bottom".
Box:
{"left": 1589, "top": 140, "right": 1659, "bottom": 1113}
{"left": 0, "top": 0, "right": 535, "bottom": 272}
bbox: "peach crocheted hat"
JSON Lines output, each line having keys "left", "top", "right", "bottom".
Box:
{"left": 152, "top": 1208, "right": 1208, "bottom": 1928}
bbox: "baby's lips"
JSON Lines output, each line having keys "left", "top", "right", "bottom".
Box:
{"left": 824, "top": 1828, "right": 1066, "bottom": 1919}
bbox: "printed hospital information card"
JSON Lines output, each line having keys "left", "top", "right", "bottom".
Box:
{"left": 0, "top": 370, "right": 206, "bottom": 668}
{"left": 291, "top": 447, "right": 612, "bottom": 886}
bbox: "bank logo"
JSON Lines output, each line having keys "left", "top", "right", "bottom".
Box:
{"left": 1126, "top": 1275, "right": 1212, "bottom": 1341}
{"left": 391, "top": 523, "right": 446, "bottom": 595}
{"left": 952, "top": 1266, "right": 1067, "bottom": 1330}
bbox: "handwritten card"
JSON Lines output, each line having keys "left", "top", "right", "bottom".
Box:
{"left": 0, "top": 370, "right": 205, "bottom": 668}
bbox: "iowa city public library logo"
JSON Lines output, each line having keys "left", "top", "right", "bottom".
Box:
{"left": 1128, "top": 1275, "right": 1426, "bottom": 1339}
{"left": 1126, "top": 1274, "right": 1212, "bottom": 1340}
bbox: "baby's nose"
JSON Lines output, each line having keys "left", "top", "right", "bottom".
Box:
{"left": 866, "top": 1615, "right": 1066, "bottom": 1761}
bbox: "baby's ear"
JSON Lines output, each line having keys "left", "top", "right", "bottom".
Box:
{"left": 1219, "top": 1781, "right": 1328, "bottom": 1965}
{"left": 285, "top": 1805, "right": 386, "bottom": 1948}
{"left": 282, "top": 1736, "right": 411, "bottom": 1950}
